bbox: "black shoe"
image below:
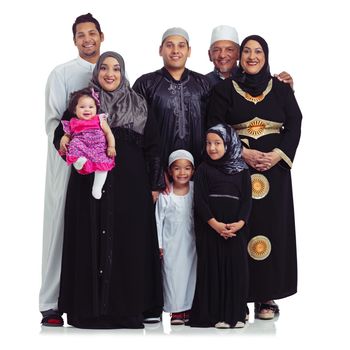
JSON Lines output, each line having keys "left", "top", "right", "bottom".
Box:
{"left": 41, "top": 309, "right": 64, "bottom": 327}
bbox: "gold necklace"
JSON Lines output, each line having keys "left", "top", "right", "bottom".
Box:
{"left": 232, "top": 79, "right": 273, "bottom": 104}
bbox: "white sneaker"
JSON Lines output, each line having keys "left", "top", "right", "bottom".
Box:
{"left": 215, "top": 321, "right": 230, "bottom": 329}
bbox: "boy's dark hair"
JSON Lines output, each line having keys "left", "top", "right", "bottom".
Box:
{"left": 68, "top": 88, "right": 97, "bottom": 116}
{"left": 72, "top": 13, "right": 102, "bottom": 38}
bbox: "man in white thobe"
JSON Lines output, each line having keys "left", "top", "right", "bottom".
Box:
{"left": 39, "top": 13, "right": 104, "bottom": 326}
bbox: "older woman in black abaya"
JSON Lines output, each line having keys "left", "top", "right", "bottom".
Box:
{"left": 56, "top": 51, "right": 164, "bottom": 328}
{"left": 207, "top": 35, "right": 302, "bottom": 320}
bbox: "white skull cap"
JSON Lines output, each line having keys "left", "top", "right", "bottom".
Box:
{"left": 168, "top": 149, "right": 194, "bottom": 167}
{"left": 162, "top": 27, "right": 189, "bottom": 44}
{"left": 210, "top": 25, "right": 239, "bottom": 46}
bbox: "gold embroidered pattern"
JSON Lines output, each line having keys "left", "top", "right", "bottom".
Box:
{"left": 273, "top": 148, "right": 293, "bottom": 169}
{"left": 232, "top": 79, "right": 273, "bottom": 105}
{"left": 247, "top": 119, "right": 266, "bottom": 137}
{"left": 241, "top": 138, "right": 250, "bottom": 147}
{"left": 248, "top": 235, "right": 271, "bottom": 261}
{"left": 251, "top": 174, "right": 269, "bottom": 199}
{"left": 232, "top": 117, "right": 283, "bottom": 140}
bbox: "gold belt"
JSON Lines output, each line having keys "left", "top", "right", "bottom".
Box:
{"left": 232, "top": 117, "right": 282, "bottom": 140}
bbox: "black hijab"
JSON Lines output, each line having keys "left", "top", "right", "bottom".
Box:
{"left": 233, "top": 35, "right": 271, "bottom": 97}
{"left": 90, "top": 51, "right": 148, "bottom": 135}
{"left": 204, "top": 124, "right": 248, "bottom": 175}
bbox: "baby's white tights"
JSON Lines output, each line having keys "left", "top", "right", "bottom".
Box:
{"left": 73, "top": 157, "right": 108, "bottom": 199}
{"left": 92, "top": 171, "right": 108, "bottom": 199}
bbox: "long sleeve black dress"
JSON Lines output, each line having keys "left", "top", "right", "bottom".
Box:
{"left": 207, "top": 77, "right": 302, "bottom": 302}
{"left": 190, "top": 163, "right": 251, "bottom": 327}
{"left": 55, "top": 113, "right": 164, "bottom": 328}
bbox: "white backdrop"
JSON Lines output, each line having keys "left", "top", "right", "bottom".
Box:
{"left": 1, "top": 0, "right": 349, "bottom": 349}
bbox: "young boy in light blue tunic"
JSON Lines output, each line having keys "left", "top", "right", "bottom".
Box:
{"left": 156, "top": 150, "right": 197, "bottom": 325}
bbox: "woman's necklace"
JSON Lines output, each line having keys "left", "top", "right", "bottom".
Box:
{"left": 232, "top": 79, "right": 273, "bottom": 104}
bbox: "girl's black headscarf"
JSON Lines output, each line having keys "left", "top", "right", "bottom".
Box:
{"left": 90, "top": 51, "right": 148, "bottom": 134}
{"left": 233, "top": 35, "right": 271, "bottom": 97}
{"left": 204, "top": 123, "right": 248, "bottom": 175}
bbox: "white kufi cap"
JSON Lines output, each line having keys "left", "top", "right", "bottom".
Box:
{"left": 168, "top": 149, "right": 194, "bottom": 167}
{"left": 210, "top": 25, "right": 239, "bottom": 46}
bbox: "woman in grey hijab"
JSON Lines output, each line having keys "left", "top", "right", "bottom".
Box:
{"left": 56, "top": 51, "right": 164, "bottom": 329}
{"left": 90, "top": 51, "right": 148, "bottom": 134}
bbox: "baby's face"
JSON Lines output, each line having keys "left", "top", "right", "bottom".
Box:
{"left": 75, "top": 96, "right": 97, "bottom": 120}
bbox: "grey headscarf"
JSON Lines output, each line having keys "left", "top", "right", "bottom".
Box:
{"left": 204, "top": 123, "right": 248, "bottom": 175}
{"left": 90, "top": 51, "right": 148, "bottom": 135}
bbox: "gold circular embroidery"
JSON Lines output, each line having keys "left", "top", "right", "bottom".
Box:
{"left": 251, "top": 174, "right": 269, "bottom": 199}
{"left": 247, "top": 119, "right": 266, "bottom": 136}
{"left": 248, "top": 235, "right": 271, "bottom": 261}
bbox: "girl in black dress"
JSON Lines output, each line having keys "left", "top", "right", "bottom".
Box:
{"left": 189, "top": 123, "right": 251, "bottom": 329}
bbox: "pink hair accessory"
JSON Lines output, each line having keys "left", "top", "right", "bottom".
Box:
{"left": 91, "top": 88, "right": 100, "bottom": 106}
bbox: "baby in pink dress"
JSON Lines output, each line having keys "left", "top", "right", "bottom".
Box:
{"left": 59, "top": 88, "right": 116, "bottom": 199}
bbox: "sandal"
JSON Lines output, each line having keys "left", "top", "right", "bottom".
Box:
{"left": 269, "top": 301, "right": 280, "bottom": 315}
{"left": 233, "top": 321, "right": 245, "bottom": 328}
{"left": 215, "top": 321, "right": 230, "bottom": 329}
{"left": 255, "top": 302, "right": 279, "bottom": 320}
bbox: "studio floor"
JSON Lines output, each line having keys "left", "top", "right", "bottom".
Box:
{"left": 33, "top": 296, "right": 345, "bottom": 350}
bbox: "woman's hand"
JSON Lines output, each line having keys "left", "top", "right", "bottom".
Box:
{"left": 242, "top": 148, "right": 269, "bottom": 170}
{"left": 59, "top": 134, "right": 70, "bottom": 154}
{"left": 243, "top": 148, "right": 281, "bottom": 171}
{"left": 159, "top": 248, "right": 164, "bottom": 258}
{"left": 257, "top": 151, "right": 282, "bottom": 172}
{"left": 107, "top": 146, "right": 116, "bottom": 157}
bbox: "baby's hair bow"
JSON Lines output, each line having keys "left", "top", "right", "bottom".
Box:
{"left": 91, "top": 88, "right": 100, "bottom": 106}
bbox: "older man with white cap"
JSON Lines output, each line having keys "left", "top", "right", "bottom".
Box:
{"left": 206, "top": 25, "right": 293, "bottom": 88}
{"left": 206, "top": 25, "right": 240, "bottom": 87}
